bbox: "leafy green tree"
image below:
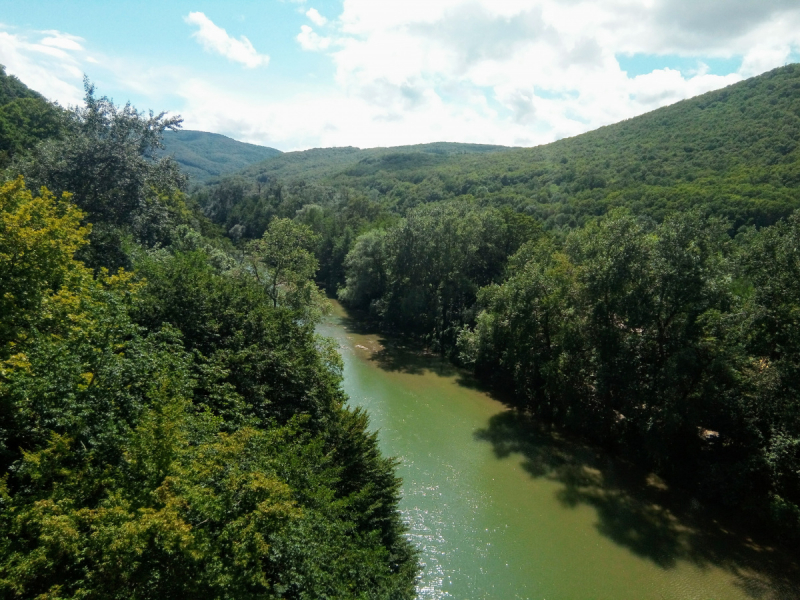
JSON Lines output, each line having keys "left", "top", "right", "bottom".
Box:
{"left": 338, "top": 228, "right": 388, "bottom": 311}
{"left": 341, "top": 201, "right": 538, "bottom": 352}
{"left": 246, "top": 217, "right": 324, "bottom": 315}
{"left": 736, "top": 212, "right": 800, "bottom": 525}
{"left": 17, "top": 79, "right": 188, "bottom": 267}
{"left": 0, "top": 177, "right": 89, "bottom": 355}
{"left": 0, "top": 98, "right": 65, "bottom": 167}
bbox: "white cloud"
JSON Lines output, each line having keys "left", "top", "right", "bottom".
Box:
{"left": 305, "top": 8, "right": 328, "bottom": 26}
{"left": 297, "top": 25, "right": 331, "bottom": 51}
{"left": 39, "top": 32, "right": 84, "bottom": 52}
{"left": 0, "top": 30, "right": 85, "bottom": 105}
{"left": 184, "top": 12, "right": 269, "bottom": 68}
{"left": 3, "top": 2, "right": 800, "bottom": 151}
{"left": 284, "top": 0, "right": 800, "bottom": 148}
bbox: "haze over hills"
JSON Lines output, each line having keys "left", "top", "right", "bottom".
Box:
{"left": 160, "top": 129, "right": 282, "bottom": 183}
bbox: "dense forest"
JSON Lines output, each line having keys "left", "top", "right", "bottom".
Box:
{"left": 0, "top": 67, "right": 417, "bottom": 598}
{"left": 199, "top": 64, "right": 800, "bottom": 543}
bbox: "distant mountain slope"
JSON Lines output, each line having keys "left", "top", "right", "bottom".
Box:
{"left": 0, "top": 66, "right": 64, "bottom": 168}
{"left": 0, "top": 65, "right": 44, "bottom": 106}
{"left": 237, "top": 142, "right": 511, "bottom": 184}
{"left": 215, "top": 64, "right": 800, "bottom": 230}
{"left": 161, "top": 130, "right": 282, "bottom": 183}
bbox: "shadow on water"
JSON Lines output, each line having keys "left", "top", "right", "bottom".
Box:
{"left": 475, "top": 410, "right": 800, "bottom": 599}
{"left": 336, "top": 311, "right": 463, "bottom": 378}
{"left": 331, "top": 306, "right": 799, "bottom": 598}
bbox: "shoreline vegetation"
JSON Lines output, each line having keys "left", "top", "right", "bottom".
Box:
{"left": 326, "top": 301, "right": 800, "bottom": 598}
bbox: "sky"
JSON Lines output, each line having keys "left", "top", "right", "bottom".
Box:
{"left": 1, "top": 0, "right": 799, "bottom": 151}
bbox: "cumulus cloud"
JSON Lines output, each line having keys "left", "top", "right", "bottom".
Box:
{"left": 288, "top": 0, "right": 800, "bottom": 148}
{"left": 3, "top": 2, "right": 800, "bottom": 151}
{"left": 297, "top": 25, "right": 331, "bottom": 51}
{"left": 184, "top": 12, "right": 269, "bottom": 68}
{"left": 305, "top": 8, "right": 328, "bottom": 26}
{"left": 0, "top": 29, "right": 85, "bottom": 105}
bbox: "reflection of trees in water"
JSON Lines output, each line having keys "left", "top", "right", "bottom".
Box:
{"left": 475, "top": 411, "right": 800, "bottom": 599}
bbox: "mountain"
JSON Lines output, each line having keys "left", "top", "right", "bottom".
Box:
{"left": 160, "top": 130, "right": 282, "bottom": 183}
{"left": 215, "top": 64, "right": 800, "bottom": 230}
{"left": 235, "top": 142, "right": 511, "bottom": 184}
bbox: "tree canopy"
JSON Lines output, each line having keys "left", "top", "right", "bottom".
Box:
{"left": 0, "top": 82, "right": 418, "bottom": 598}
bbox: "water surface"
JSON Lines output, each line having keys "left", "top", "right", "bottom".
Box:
{"left": 318, "top": 303, "right": 798, "bottom": 600}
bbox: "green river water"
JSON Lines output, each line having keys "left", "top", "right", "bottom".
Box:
{"left": 317, "top": 303, "right": 798, "bottom": 600}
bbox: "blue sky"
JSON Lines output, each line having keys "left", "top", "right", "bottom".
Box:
{"left": 1, "top": 1, "right": 799, "bottom": 150}
{"left": 0, "top": 1, "right": 341, "bottom": 107}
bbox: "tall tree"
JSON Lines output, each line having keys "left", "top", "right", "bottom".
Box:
{"left": 247, "top": 217, "right": 322, "bottom": 315}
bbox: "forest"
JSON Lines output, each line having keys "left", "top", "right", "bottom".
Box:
{"left": 0, "top": 68, "right": 417, "bottom": 599}
{"left": 2, "top": 57, "right": 800, "bottom": 598}
{"left": 198, "top": 64, "right": 800, "bottom": 544}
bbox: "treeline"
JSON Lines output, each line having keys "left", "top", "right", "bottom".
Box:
{"left": 338, "top": 202, "right": 800, "bottom": 537}
{"left": 0, "top": 74, "right": 417, "bottom": 598}
{"left": 339, "top": 202, "right": 540, "bottom": 350}
{"left": 0, "top": 67, "right": 65, "bottom": 169}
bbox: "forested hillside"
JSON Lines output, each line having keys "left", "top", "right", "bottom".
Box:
{"left": 236, "top": 142, "right": 510, "bottom": 187}
{"left": 0, "top": 76, "right": 417, "bottom": 597}
{"left": 0, "top": 66, "right": 65, "bottom": 169}
{"left": 198, "top": 63, "right": 800, "bottom": 545}
{"left": 161, "top": 130, "right": 282, "bottom": 184}
{"left": 211, "top": 64, "right": 800, "bottom": 231}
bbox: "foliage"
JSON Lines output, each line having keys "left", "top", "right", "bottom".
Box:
{"left": 0, "top": 99, "right": 65, "bottom": 169}
{"left": 235, "top": 142, "right": 509, "bottom": 187}
{"left": 0, "top": 66, "right": 64, "bottom": 169}
{"left": 0, "top": 177, "right": 89, "bottom": 353}
{"left": 245, "top": 218, "right": 324, "bottom": 315}
{"left": 0, "top": 66, "right": 43, "bottom": 108}
{"left": 458, "top": 209, "right": 800, "bottom": 537}
{"left": 0, "top": 78, "right": 418, "bottom": 597}
{"left": 16, "top": 79, "right": 191, "bottom": 268}
{"left": 340, "top": 201, "right": 540, "bottom": 352}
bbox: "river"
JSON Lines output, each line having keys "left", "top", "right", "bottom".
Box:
{"left": 317, "top": 302, "right": 799, "bottom": 600}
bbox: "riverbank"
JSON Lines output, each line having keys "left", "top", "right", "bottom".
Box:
{"left": 320, "top": 300, "right": 800, "bottom": 600}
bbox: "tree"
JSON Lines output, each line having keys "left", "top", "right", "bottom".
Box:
{"left": 0, "top": 98, "right": 65, "bottom": 167}
{"left": 247, "top": 218, "right": 322, "bottom": 313}
{"left": 338, "top": 228, "right": 388, "bottom": 312}
{"left": 16, "top": 79, "right": 188, "bottom": 267}
{"left": 0, "top": 177, "right": 89, "bottom": 354}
